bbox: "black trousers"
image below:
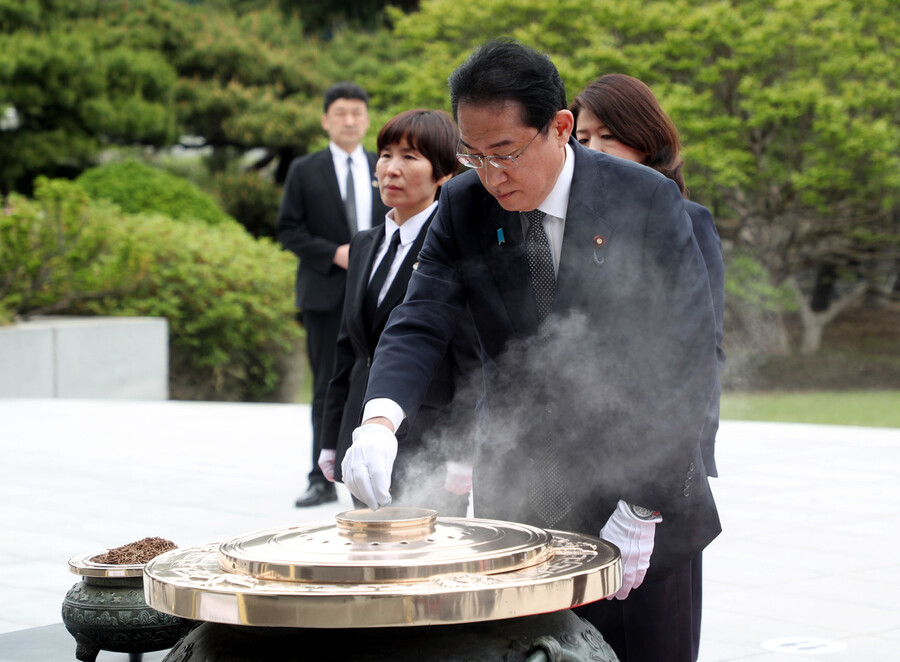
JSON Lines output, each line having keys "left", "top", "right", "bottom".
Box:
{"left": 303, "top": 307, "right": 343, "bottom": 486}
{"left": 573, "top": 553, "right": 703, "bottom": 662}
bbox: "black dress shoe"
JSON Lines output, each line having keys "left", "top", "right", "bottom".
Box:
{"left": 294, "top": 482, "right": 337, "bottom": 507}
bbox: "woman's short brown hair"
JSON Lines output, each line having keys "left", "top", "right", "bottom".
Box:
{"left": 571, "top": 74, "right": 686, "bottom": 195}
{"left": 377, "top": 109, "right": 459, "bottom": 183}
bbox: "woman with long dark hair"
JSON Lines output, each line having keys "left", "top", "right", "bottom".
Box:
{"left": 571, "top": 74, "right": 725, "bottom": 662}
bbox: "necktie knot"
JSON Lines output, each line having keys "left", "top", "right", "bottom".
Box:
{"left": 524, "top": 209, "right": 545, "bottom": 228}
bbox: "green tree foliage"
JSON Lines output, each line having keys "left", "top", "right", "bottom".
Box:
{"left": 383, "top": 0, "right": 900, "bottom": 352}
{"left": 211, "top": 169, "right": 283, "bottom": 239}
{"left": 269, "top": 0, "right": 420, "bottom": 34}
{"left": 0, "top": 1, "right": 178, "bottom": 192}
{"left": 0, "top": 0, "right": 355, "bottom": 189}
{"left": 1, "top": 178, "right": 300, "bottom": 400}
{"left": 77, "top": 159, "right": 234, "bottom": 225}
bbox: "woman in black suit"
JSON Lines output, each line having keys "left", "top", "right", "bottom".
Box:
{"left": 318, "top": 109, "right": 480, "bottom": 515}
{"left": 570, "top": 74, "right": 725, "bottom": 478}
{"left": 570, "top": 74, "right": 725, "bottom": 662}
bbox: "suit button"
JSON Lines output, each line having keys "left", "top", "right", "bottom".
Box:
{"left": 366, "top": 357, "right": 372, "bottom": 368}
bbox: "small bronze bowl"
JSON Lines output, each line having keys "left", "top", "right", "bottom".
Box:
{"left": 62, "top": 551, "right": 193, "bottom": 662}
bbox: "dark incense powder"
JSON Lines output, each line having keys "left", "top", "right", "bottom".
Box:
{"left": 93, "top": 537, "right": 177, "bottom": 565}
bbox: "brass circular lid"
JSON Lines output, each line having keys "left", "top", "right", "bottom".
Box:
{"left": 143, "top": 508, "right": 622, "bottom": 629}
{"left": 218, "top": 508, "right": 553, "bottom": 584}
{"left": 68, "top": 550, "right": 144, "bottom": 578}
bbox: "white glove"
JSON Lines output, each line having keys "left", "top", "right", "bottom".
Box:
{"left": 341, "top": 424, "right": 398, "bottom": 511}
{"left": 601, "top": 499, "right": 662, "bottom": 600}
{"left": 317, "top": 449, "right": 336, "bottom": 482}
{"left": 444, "top": 461, "right": 473, "bottom": 495}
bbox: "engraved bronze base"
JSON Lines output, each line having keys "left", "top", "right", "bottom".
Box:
{"left": 162, "top": 610, "right": 619, "bottom": 661}
{"left": 62, "top": 552, "right": 194, "bottom": 662}
{"left": 62, "top": 577, "right": 194, "bottom": 662}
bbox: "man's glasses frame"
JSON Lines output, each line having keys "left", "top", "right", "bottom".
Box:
{"left": 456, "top": 124, "right": 547, "bottom": 170}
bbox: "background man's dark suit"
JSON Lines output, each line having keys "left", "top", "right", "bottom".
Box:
{"left": 321, "top": 211, "right": 479, "bottom": 514}
{"left": 365, "top": 138, "right": 721, "bottom": 576}
{"left": 277, "top": 148, "right": 389, "bottom": 493}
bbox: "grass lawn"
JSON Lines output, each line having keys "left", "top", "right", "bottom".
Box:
{"left": 721, "top": 390, "right": 900, "bottom": 428}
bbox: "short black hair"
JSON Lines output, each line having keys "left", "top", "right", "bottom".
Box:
{"left": 323, "top": 82, "right": 369, "bottom": 113}
{"left": 377, "top": 109, "right": 459, "bottom": 182}
{"left": 449, "top": 39, "right": 566, "bottom": 131}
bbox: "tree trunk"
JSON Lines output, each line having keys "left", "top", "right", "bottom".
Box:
{"left": 789, "top": 276, "right": 868, "bottom": 355}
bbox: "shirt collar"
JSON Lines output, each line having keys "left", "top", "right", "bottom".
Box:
{"left": 329, "top": 142, "right": 365, "bottom": 164}
{"left": 532, "top": 143, "right": 574, "bottom": 220}
{"left": 384, "top": 201, "right": 438, "bottom": 246}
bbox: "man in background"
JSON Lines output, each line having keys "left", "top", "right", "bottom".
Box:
{"left": 277, "top": 82, "right": 389, "bottom": 507}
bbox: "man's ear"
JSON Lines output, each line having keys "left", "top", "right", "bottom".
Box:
{"left": 551, "top": 109, "right": 575, "bottom": 145}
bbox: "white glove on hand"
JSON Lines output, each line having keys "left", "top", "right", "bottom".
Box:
{"left": 317, "top": 449, "right": 336, "bottom": 482}
{"left": 444, "top": 461, "right": 473, "bottom": 495}
{"left": 601, "top": 500, "right": 662, "bottom": 600}
{"left": 341, "top": 424, "right": 398, "bottom": 511}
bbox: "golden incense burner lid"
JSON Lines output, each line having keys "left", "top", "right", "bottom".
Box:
{"left": 143, "top": 507, "right": 621, "bottom": 629}
{"left": 219, "top": 507, "right": 553, "bottom": 584}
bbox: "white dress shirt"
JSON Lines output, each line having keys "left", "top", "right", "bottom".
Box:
{"left": 369, "top": 202, "right": 438, "bottom": 308}
{"left": 517, "top": 143, "right": 574, "bottom": 275}
{"left": 330, "top": 142, "right": 373, "bottom": 233}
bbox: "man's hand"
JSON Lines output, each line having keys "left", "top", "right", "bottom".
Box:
{"left": 333, "top": 244, "right": 350, "bottom": 270}
{"left": 317, "top": 449, "right": 336, "bottom": 482}
{"left": 444, "top": 461, "right": 473, "bottom": 495}
{"left": 341, "top": 421, "right": 397, "bottom": 510}
{"left": 601, "top": 500, "right": 662, "bottom": 600}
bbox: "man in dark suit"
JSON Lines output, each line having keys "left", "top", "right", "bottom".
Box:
{"left": 277, "top": 82, "right": 389, "bottom": 508}
{"left": 339, "top": 41, "right": 721, "bottom": 662}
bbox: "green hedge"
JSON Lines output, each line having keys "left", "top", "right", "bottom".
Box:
{"left": 1, "top": 177, "right": 301, "bottom": 401}
{"left": 212, "top": 169, "right": 282, "bottom": 239}
{"left": 76, "top": 159, "right": 234, "bottom": 225}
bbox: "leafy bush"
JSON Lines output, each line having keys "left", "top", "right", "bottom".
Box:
{"left": 77, "top": 159, "right": 234, "bottom": 225}
{"left": 1, "top": 177, "right": 301, "bottom": 401}
{"left": 0, "top": 178, "right": 144, "bottom": 324}
{"left": 212, "top": 169, "right": 282, "bottom": 239}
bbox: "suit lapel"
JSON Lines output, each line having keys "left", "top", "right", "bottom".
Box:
{"left": 475, "top": 204, "right": 539, "bottom": 335}
{"left": 347, "top": 230, "right": 382, "bottom": 344}
{"left": 555, "top": 140, "right": 615, "bottom": 315}
{"left": 366, "top": 152, "right": 383, "bottom": 225}
{"left": 317, "top": 150, "right": 346, "bottom": 217}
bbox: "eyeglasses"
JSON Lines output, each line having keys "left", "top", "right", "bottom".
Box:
{"left": 456, "top": 126, "right": 546, "bottom": 170}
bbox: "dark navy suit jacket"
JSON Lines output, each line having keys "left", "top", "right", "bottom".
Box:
{"left": 366, "top": 139, "right": 720, "bottom": 576}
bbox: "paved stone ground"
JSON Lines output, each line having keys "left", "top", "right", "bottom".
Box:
{"left": 1, "top": 399, "right": 898, "bottom": 660}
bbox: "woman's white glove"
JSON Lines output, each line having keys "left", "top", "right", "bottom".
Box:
{"left": 600, "top": 499, "right": 662, "bottom": 600}
{"left": 341, "top": 424, "right": 398, "bottom": 511}
{"left": 444, "top": 461, "right": 473, "bottom": 495}
{"left": 317, "top": 449, "right": 336, "bottom": 482}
